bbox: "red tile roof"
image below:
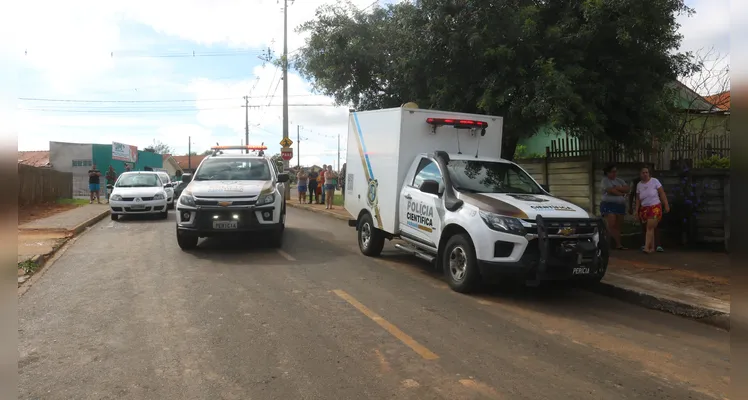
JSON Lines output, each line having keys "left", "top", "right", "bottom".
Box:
{"left": 704, "top": 91, "right": 730, "bottom": 110}
{"left": 171, "top": 155, "right": 208, "bottom": 169}
{"left": 18, "top": 151, "right": 51, "bottom": 167}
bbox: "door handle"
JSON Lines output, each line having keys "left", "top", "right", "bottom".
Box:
{"left": 404, "top": 194, "right": 412, "bottom": 200}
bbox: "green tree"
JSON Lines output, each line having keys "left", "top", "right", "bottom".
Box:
{"left": 144, "top": 140, "right": 173, "bottom": 155}
{"left": 294, "top": 0, "right": 694, "bottom": 159}
{"left": 270, "top": 153, "right": 284, "bottom": 170}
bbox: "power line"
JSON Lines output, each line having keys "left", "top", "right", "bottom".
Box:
{"left": 22, "top": 49, "right": 267, "bottom": 59}
{"left": 19, "top": 104, "right": 338, "bottom": 113}
{"left": 17, "top": 94, "right": 320, "bottom": 103}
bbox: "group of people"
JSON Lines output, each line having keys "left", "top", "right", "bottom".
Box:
{"left": 296, "top": 164, "right": 339, "bottom": 209}
{"left": 88, "top": 164, "right": 133, "bottom": 204}
{"left": 599, "top": 164, "right": 670, "bottom": 254}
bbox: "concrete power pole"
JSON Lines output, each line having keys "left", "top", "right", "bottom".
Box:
{"left": 281, "top": 0, "right": 292, "bottom": 199}
{"left": 188, "top": 136, "right": 192, "bottom": 170}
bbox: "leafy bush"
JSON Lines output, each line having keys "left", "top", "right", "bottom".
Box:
{"left": 514, "top": 145, "right": 546, "bottom": 160}
{"left": 696, "top": 155, "right": 730, "bottom": 169}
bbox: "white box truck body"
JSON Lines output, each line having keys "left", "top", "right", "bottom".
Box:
{"left": 345, "top": 106, "right": 609, "bottom": 293}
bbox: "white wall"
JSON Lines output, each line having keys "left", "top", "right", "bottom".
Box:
{"left": 49, "top": 142, "right": 94, "bottom": 196}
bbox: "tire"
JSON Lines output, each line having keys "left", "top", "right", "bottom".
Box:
{"left": 160, "top": 209, "right": 168, "bottom": 219}
{"left": 168, "top": 201, "right": 174, "bottom": 210}
{"left": 176, "top": 228, "right": 198, "bottom": 250}
{"left": 110, "top": 213, "right": 118, "bottom": 221}
{"left": 579, "top": 239, "right": 609, "bottom": 286}
{"left": 357, "top": 213, "right": 385, "bottom": 257}
{"left": 443, "top": 233, "right": 481, "bottom": 293}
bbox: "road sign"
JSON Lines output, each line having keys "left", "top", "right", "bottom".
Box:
{"left": 279, "top": 137, "right": 293, "bottom": 147}
{"left": 281, "top": 147, "right": 293, "bottom": 161}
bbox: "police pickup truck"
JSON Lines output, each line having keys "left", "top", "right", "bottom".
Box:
{"left": 174, "top": 145, "right": 289, "bottom": 250}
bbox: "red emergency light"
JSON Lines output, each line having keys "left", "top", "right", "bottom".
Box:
{"left": 426, "top": 118, "right": 488, "bottom": 129}
{"left": 211, "top": 145, "right": 268, "bottom": 151}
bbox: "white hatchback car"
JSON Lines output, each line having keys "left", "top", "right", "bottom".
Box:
{"left": 156, "top": 171, "right": 176, "bottom": 209}
{"left": 109, "top": 171, "right": 170, "bottom": 220}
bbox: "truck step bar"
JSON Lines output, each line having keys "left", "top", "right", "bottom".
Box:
{"left": 394, "top": 243, "right": 436, "bottom": 263}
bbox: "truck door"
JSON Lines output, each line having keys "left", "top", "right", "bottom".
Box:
{"left": 399, "top": 157, "right": 444, "bottom": 248}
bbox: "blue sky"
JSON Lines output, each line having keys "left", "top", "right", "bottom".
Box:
{"left": 3, "top": 0, "right": 730, "bottom": 168}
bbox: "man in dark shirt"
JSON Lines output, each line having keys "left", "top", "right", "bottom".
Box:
{"left": 88, "top": 164, "right": 102, "bottom": 204}
{"left": 308, "top": 169, "right": 319, "bottom": 204}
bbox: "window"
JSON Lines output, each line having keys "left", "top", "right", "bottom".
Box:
{"left": 72, "top": 159, "right": 93, "bottom": 167}
{"left": 193, "top": 158, "right": 271, "bottom": 181}
{"left": 446, "top": 160, "right": 543, "bottom": 194}
{"left": 116, "top": 173, "right": 161, "bottom": 188}
{"left": 412, "top": 158, "right": 443, "bottom": 191}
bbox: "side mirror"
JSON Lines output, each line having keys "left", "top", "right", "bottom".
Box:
{"left": 420, "top": 180, "right": 441, "bottom": 196}
{"left": 181, "top": 173, "right": 193, "bottom": 184}
{"left": 277, "top": 173, "right": 290, "bottom": 183}
{"left": 540, "top": 184, "right": 550, "bottom": 193}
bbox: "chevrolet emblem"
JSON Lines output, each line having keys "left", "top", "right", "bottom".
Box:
{"left": 218, "top": 201, "right": 232, "bottom": 207}
{"left": 558, "top": 227, "right": 575, "bottom": 236}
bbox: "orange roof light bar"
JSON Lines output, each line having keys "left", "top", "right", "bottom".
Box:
{"left": 211, "top": 145, "right": 268, "bottom": 151}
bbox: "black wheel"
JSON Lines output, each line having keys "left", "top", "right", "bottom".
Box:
{"left": 168, "top": 202, "right": 174, "bottom": 210}
{"left": 443, "top": 233, "right": 481, "bottom": 293}
{"left": 110, "top": 213, "right": 118, "bottom": 221}
{"left": 357, "top": 213, "right": 385, "bottom": 257}
{"left": 160, "top": 210, "right": 168, "bottom": 219}
{"left": 580, "top": 238, "right": 609, "bottom": 286}
{"left": 176, "top": 228, "right": 198, "bottom": 250}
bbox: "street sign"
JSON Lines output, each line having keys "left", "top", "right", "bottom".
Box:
{"left": 281, "top": 147, "right": 293, "bottom": 161}
{"left": 279, "top": 137, "right": 293, "bottom": 147}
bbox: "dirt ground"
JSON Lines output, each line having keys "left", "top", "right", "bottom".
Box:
{"left": 18, "top": 202, "right": 80, "bottom": 225}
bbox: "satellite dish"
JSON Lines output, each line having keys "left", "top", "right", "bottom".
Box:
{"left": 401, "top": 102, "right": 419, "bottom": 109}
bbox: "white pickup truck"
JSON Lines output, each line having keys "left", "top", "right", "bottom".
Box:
{"left": 344, "top": 105, "right": 609, "bottom": 293}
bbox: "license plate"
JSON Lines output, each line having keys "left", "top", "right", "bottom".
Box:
{"left": 572, "top": 267, "right": 590, "bottom": 275}
{"left": 131, "top": 204, "right": 145, "bottom": 210}
{"left": 213, "top": 221, "right": 238, "bottom": 229}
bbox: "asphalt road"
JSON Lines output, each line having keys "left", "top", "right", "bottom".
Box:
{"left": 18, "top": 207, "right": 730, "bottom": 399}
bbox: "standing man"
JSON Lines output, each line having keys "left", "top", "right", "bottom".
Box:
{"left": 105, "top": 165, "right": 118, "bottom": 203}
{"left": 88, "top": 164, "right": 102, "bottom": 204}
{"left": 125, "top": 163, "right": 132, "bottom": 172}
{"left": 308, "top": 168, "right": 319, "bottom": 204}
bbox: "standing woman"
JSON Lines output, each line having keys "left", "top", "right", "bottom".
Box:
{"left": 635, "top": 166, "right": 670, "bottom": 253}
{"left": 599, "top": 164, "right": 629, "bottom": 249}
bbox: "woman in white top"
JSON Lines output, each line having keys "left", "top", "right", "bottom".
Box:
{"left": 635, "top": 166, "right": 670, "bottom": 253}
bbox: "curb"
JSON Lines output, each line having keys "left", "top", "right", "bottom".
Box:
{"left": 587, "top": 281, "right": 730, "bottom": 331}
{"left": 17, "top": 209, "right": 110, "bottom": 295}
{"left": 287, "top": 202, "right": 351, "bottom": 222}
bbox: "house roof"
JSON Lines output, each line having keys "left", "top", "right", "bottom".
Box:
{"left": 171, "top": 155, "right": 208, "bottom": 169}
{"left": 704, "top": 91, "right": 730, "bottom": 110}
{"left": 18, "top": 151, "right": 51, "bottom": 167}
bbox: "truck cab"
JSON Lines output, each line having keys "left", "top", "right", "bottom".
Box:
{"left": 345, "top": 106, "right": 608, "bottom": 293}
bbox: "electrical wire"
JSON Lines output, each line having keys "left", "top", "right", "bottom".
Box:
{"left": 18, "top": 94, "right": 320, "bottom": 103}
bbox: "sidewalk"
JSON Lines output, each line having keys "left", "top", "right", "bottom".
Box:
{"left": 18, "top": 204, "right": 110, "bottom": 286}
{"left": 288, "top": 201, "right": 730, "bottom": 329}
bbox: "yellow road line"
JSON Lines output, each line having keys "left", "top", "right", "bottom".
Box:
{"left": 332, "top": 289, "right": 439, "bottom": 360}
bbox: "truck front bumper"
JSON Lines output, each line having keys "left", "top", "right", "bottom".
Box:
{"left": 477, "top": 216, "right": 609, "bottom": 282}
{"left": 176, "top": 204, "right": 281, "bottom": 237}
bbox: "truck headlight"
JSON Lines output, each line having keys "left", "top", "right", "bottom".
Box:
{"left": 257, "top": 193, "right": 275, "bottom": 206}
{"left": 179, "top": 194, "right": 196, "bottom": 207}
{"left": 479, "top": 211, "right": 526, "bottom": 236}
{"left": 110, "top": 194, "right": 122, "bottom": 201}
{"left": 153, "top": 193, "right": 165, "bottom": 200}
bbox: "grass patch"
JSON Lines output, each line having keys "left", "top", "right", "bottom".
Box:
{"left": 57, "top": 198, "right": 89, "bottom": 206}
{"left": 18, "top": 259, "right": 39, "bottom": 275}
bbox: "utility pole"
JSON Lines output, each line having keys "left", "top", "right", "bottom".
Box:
{"left": 243, "top": 96, "right": 249, "bottom": 153}
{"left": 337, "top": 134, "right": 341, "bottom": 172}
{"left": 281, "top": 0, "right": 292, "bottom": 199}
{"left": 297, "top": 125, "right": 300, "bottom": 168}
{"left": 188, "top": 136, "right": 192, "bottom": 170}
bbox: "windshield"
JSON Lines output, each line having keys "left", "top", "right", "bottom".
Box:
{"left": 446, "top": 160, "right": 544, "bottom": 195}
{"left": 194, "top": 158, "right": 271, "bottom": 181}
{"left": 116, "top": 174, "right": 161, "bottom": 188}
